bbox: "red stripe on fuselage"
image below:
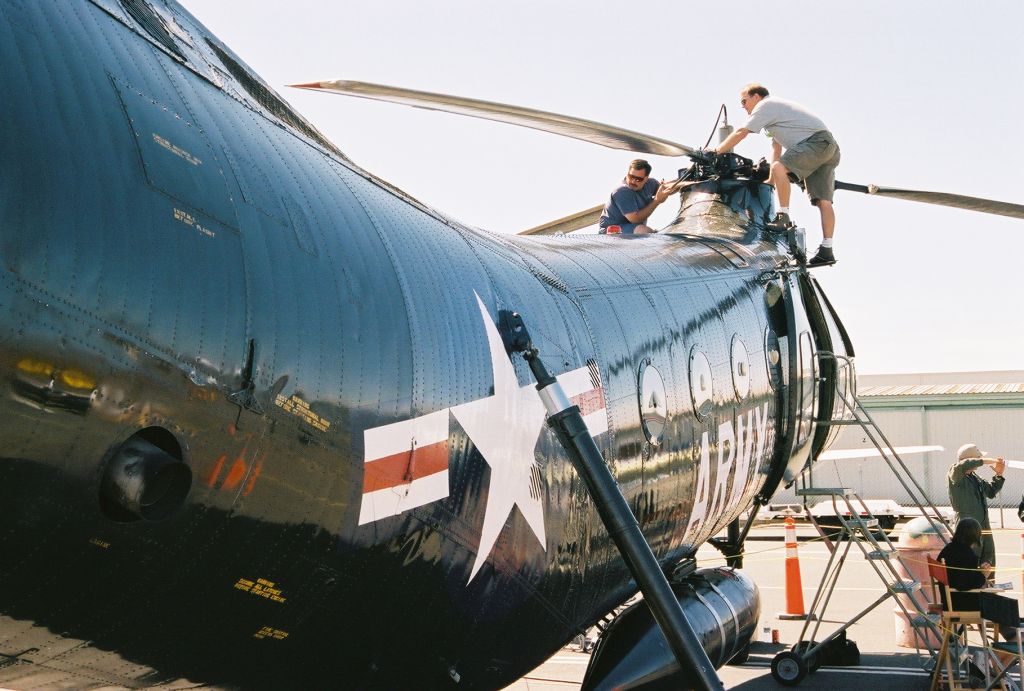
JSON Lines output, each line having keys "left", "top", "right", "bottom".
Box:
{"left": 571, "top": 387, "right": 605, "bottom": 416}
{"left": 363, "top": 440, "right": 448, "bottom": 493}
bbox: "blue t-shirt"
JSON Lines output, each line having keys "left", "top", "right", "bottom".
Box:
{"left": 599, "top": 178, "right": 659, "bottom": 231}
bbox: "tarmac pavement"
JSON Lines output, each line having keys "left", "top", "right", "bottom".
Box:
{"left": 506, "top": 508, "right": 1024, "bottom": 690}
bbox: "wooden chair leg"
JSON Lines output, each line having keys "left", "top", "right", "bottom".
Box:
{"left": 979, "top": 621, "right": 994, "bottom": 690}
{"left": 950, "top": 624, "right": 964, "bottom": 691}
{"left": 932, "top": 627, "right": 951, "bottom": 691}
{"left": 929, "top": 631, "right": 943, "bottom": 690}
{"left": 949, "top": 623, "right": 969, "bottom": 691}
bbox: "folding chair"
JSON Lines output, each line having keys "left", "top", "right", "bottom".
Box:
{"left": 979, "top": 592, "right": 1023, "bottom": 691}
{"left": 928, "top": 556, "right": 988, "bottom": 691}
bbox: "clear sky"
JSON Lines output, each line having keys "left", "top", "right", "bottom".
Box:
{"left": 179, "top": 0, "right": 1023, "bottom": 375}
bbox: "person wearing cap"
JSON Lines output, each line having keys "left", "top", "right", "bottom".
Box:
{"left": 948, "top": 442, "right": 1006, "bottom": 568}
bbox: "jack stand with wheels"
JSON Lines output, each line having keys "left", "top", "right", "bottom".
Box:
{"left": 771, "top": 650, "right": 809, "bottom": 686}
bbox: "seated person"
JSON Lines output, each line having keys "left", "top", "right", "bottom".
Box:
{"left": 937, "top": 517, "right": 990, "bottom": 611}
{"left": 598, "top": 159, "right": 672, "bottom": 235}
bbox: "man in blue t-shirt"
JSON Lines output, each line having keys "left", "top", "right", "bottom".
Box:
{"left": 598, "top": 159, "right": 673, "bottom": 234}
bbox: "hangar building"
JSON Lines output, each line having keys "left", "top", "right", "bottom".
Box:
{"left": 773, "top": 370, "right": 1024, "bottom": 509}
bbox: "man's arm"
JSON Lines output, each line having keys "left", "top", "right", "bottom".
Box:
{"left": 771, "top": 140, "right": 782, "bottom": 163}
{"left": 984, "top": 474, "right": 1005, "bottom": 498}
{"left": 623, "top": 182, "right": 673, "bottom": 224}
{"left": 713, "top": 128, "right": 751, "bottom": 154}
{"left": 948, "top": 458, "right": 985, "bottom": 484}
{"left": 983, "top": 458, "right": 1007, "bottom": 498}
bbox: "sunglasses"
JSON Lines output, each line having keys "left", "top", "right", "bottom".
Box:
{"left": 626, "top": 173, "right": 647, "bottom": 183}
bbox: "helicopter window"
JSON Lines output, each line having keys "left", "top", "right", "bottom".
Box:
{"left": 688, "top": 348, "right": 714, "bottom": 419}
{"left": 205, "top": 39, "right": 345, "bottom": 159}
{"left": 797, "top": 332, "right": 816, "bottom": 443}
{"left": 119, "top": 0, "right": 186, "bottom": 59}
{"left": 731, "top": 336, "right": 750, "bottom": 400}
{"left": 763, "top": 280, "right": 788, "bottom": 337}
{"left": 764, "top": 326, "right": 781, "bottom": 390}
{"left": 638, "top": 360, "right": 667, "bottom": 445}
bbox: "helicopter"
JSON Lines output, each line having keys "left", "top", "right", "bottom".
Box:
{"left": 2, "top": 2, "right": 1024, "bottom": 690}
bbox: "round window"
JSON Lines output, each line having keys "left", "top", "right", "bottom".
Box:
{"left": 689, "top": 348, "right": 713, "bottom": 418}
{"left": 638, "top": 360, "right": 667, "bottom": 445}
{"left": 764, "top": 326, "right": 781, "bottom": 390}
{"left": 731, "top": 336, "right": 751, "bottom": 400}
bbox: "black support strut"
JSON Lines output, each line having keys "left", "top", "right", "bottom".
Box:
{"left": 502, "top": 312, "right": 722, "bottom": 691}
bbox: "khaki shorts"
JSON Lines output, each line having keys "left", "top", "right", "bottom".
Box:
{"left": 781, "top": 131, "right": 841, "bottom": 204}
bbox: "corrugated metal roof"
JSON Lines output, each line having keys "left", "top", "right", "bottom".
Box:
{"left": 860, "top": 382, "right": 1024, "bottom": 397}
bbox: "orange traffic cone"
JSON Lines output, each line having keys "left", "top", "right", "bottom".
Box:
{"left": 778, "top": 516, "right": 810, "bottom": 620}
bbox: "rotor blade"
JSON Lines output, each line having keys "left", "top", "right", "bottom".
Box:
{"left": 835, "top": 181, "right": 1024, "bottom": 220}
{"left": 518, "top": 204, "right": 604, "bottom": 236}
{"left": 290, "top": 80, "right": 696, "bottom": 157}
{"left": 817, "top": 445, "right": 944, "bottom": 461}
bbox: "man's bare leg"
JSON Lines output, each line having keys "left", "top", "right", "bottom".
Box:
{"left": 770, "top": 161, "right": 792, "bottom": 209}
{"left": 808, "top": 199, "right": 837, "bottom": 266}
{"left": 817, "top": 200, "right": 835, "bottom": 239}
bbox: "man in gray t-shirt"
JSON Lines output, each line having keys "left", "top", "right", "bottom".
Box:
{"left": 598, "top": 159, "right": 673, "bottom": 235}
{"left": 714, "top": 83, "right": 841, "bottom": 267}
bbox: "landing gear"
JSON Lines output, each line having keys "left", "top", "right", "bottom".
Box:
{"left": 770, "top": 651, "right": 808, "bottom": 686}
{"left": 707, "top": 535, "right": 745, "bottom": 568}
{"left": 727, "top": 644, "right": 750, "bottom": 666}
{"left": 708, "top": 516, "right": 750, "bottom": 568}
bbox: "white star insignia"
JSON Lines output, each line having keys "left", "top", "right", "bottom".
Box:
{"left": 452, "top": 294, "right": 548, "bottom": 582}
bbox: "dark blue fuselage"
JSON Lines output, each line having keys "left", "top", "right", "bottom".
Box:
{"left": 0, "top": 2, "right": 848, "bottom": 688}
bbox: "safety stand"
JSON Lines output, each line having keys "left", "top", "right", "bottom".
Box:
{"left": 770, "top": 486, "right": 942, "bottom": 685}
{"left": 769, "top": 352, "right": 954, "bottom": 686}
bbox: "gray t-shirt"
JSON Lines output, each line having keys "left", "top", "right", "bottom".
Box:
{"left": 744, "top": 97, "right": 828, "bottom": 149}
{"left": 599, "top": 177, "right": 659, "bottom": 229}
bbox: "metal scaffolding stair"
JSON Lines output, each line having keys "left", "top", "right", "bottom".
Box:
{"left": 775, "top": 352, "right": 956, "bottom": 683}
{"left": 793, "top": 487, "right": 941, "bottom": 665}
{"left": 818, "top": 353, "right": 952, "bottom": 540}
